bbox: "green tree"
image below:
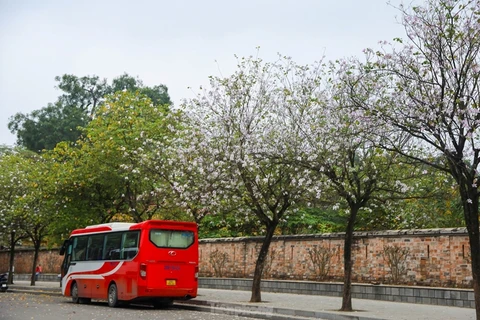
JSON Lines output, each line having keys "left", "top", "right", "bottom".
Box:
{"left": 84, "top": 91, "right": 176, "bottom": 222}
{"left": 109, "top": 73, "right": 172, "bottom": 107}
{"left": 19, "top": 154, "right": 58, "bottom": 286}
{"left": 42, "top": 142, "right": 114, "bottom": 240}
{"left": 8, "top": 103, "right": 88, "bottom": 152}
{"left": 0, "top": 149, "right": 58, "bottom": 285}
{"left": 278, "top": 207, "right": 346, "bottom": 235}
{"left": 357, "top": 167, "right": 464, "bottom": 231}
{"left": 0, "top": 149, "right": 31, "bottom": 284}
{"left": 48, "top": 90, "right": 179, "bottom": 229}
{"left": 8, "top": 74, "right": 172, "bottom": 153}
{"left": 55, "top": 74, "right": 108, "bottom": 117}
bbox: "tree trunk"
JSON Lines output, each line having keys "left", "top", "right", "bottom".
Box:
{"left": 7, "top": 231, "right": 15, "bottom": 285}
{"left": 341, "top": 206, "right": 359, "bottom": 311}
{"left": 462, "top": 192, "right": 480, "bottom": 319}
{"left": 30, "top": 242, "right": 40, "bottom": 286}
{"left": 250, "top": 224, "right": 276, "bottom": 303}
{"left": 468, "top": 229, "right": 480, "bottom": 320}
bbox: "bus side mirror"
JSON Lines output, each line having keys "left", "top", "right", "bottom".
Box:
{"left": 59, "top": 239, "right": 70, "bottom": 256}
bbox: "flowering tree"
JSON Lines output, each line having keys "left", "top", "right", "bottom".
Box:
{"left": 278, "top": 59, "right": 422, "bottom": 311}
{"left": 182, "top": 55, "right": 322, "bottom": 302}
{"left": 361, "top": 0, "right": 480, "bottom": 316}
{"left": 0, "top": 149, "right": 31, "bottom": 284}
{"left": 146, "top": 117, "right": 236, "bottom": 225}
{"left": 0, "top": 151, "right": 59, "bottom": 285}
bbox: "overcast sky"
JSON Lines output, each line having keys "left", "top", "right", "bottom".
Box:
{"left": 0, "top": 0, "right": 414, "bottom": 146}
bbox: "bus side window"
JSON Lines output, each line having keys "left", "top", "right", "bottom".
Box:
{"left": 88, "top": 234, "right": 105, "bottom": 260}
{"left": 88, "top": 247, "right": 100, "bottom": 260}
{"left": 122, "top": 231, "right": 139, "bottom": 260}
{"left": 109, "top": 249, "right": 120, "bottom": 260}
{"left": 104, "top": 233, "right": 122, "bottom": 260}
{"left": 72, "top": 236, "right": 88, "bottom": 261}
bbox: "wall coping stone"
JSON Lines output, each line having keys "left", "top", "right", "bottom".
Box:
{"left": 200, "top": 227, "right": 468, "bottom": 243}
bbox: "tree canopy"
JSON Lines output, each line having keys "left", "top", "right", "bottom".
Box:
{"left": 355, "top": 0, "right": 480, "bottom": 316}
{"left": 8, "top": 74, "right": 172, "bottom": 153}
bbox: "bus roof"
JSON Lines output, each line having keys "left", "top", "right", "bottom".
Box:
{"left": 70, "top": 220, "right": 197, "bottom": 236}
{"left": 70, "top": 222, "right": 134, "bottom": 235}
{"left": 85, "top": 222, "right": 135, "bottom": 230}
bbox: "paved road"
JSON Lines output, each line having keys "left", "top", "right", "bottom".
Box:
{"left": 5, "top": 281, "right": 477, "bottom": 320}
{"left": 0, "top": 292, "right": 257, "bottom": 320}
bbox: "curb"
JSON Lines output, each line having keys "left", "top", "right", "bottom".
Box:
{"left": 175, "top": 302, "right": 312, "bottom": 320}
{"left": 176, "top": 300, "right": 386, "bottom": 320}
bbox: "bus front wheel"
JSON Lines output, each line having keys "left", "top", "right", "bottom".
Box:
{"left": 108, "top": 283, "right": 120, "bottom": 307}
{"left": 71, "top": 282, "right": 91, "bottom": 304}
{"left": 71, "top": 282, "right": 79, "bottom": 304}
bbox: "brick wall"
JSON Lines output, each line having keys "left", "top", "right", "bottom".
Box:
{"left": 0, "top": 228, "right": 472, "bottom": 288}
{"left": 0, "top": 248, "right": 63, "bottom": 274}
{"left": 200, "top": 228, "right": 472, "bottom": 287}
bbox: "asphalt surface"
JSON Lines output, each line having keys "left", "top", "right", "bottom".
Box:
{"left": 3, "top": 280, "right": 476, "bottom": 320}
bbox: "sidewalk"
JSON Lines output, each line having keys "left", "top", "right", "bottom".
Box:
{"left": 5, "top": 280, "right": 476, "bottom": 320}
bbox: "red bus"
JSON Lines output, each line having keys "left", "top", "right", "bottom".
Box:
{"left": 59, "top": 220, "right": 198, "bottom": 308}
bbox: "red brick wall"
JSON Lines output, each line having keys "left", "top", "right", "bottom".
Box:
{"left": 0, "top": 249, "right": 63, "bottom": 274}
{"left": 0, "top": 228, "right": 472, "bottom": 287}
{"left": 200, "top": 228, "right": 472, "bottom": 287}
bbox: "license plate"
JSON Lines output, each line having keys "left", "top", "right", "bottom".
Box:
{"left": 166, "top": 279, "right": 176, "bottom": 286}
{"left": 1, "top": 284, "right": 6, "bottom": 287}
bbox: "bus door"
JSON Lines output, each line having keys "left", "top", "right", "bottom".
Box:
{"left": 88, "top": 233, "right": 107, "bottom": 299}
{"left": 68, "top": 236, "right": 91, "bottom": 297}
{"left": 59, "top": 239, "right": 72, "bottom": 284}
{"left": 147, "top": 228, "right": 197, "bottom": 290}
